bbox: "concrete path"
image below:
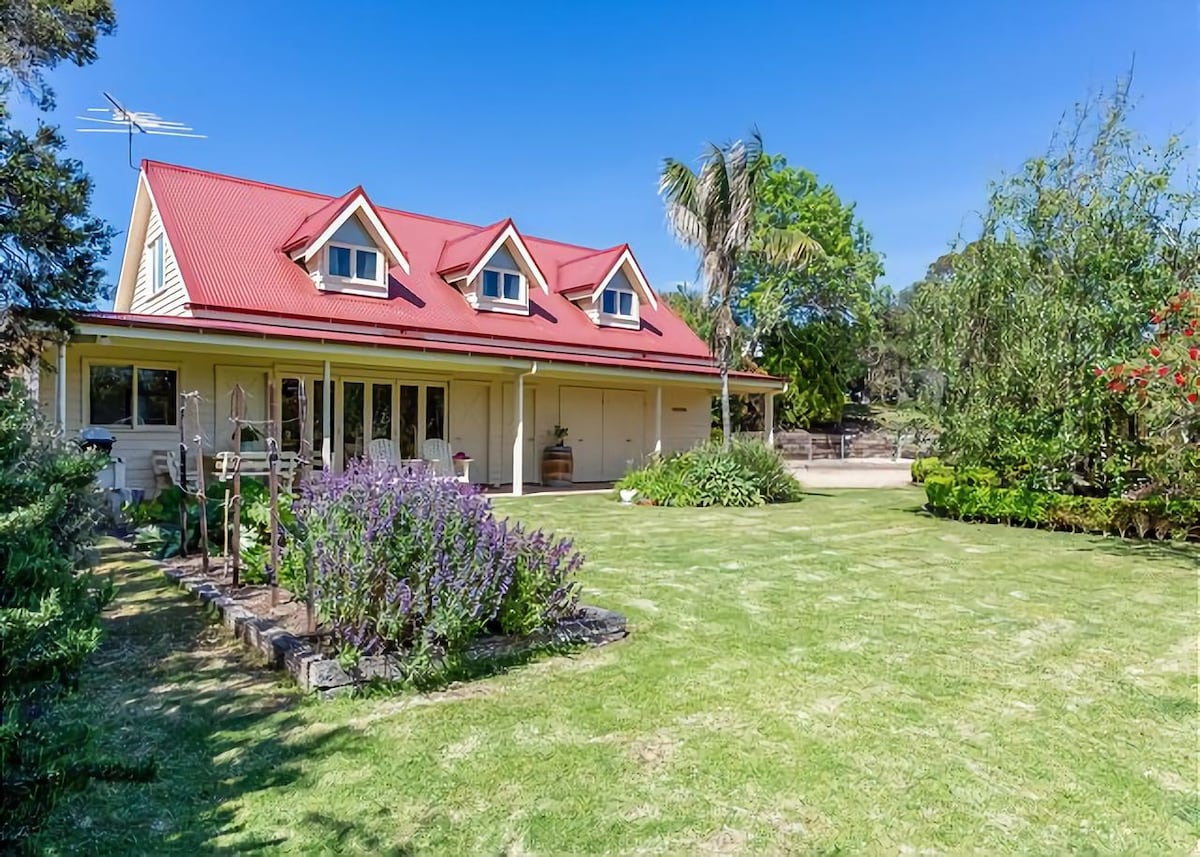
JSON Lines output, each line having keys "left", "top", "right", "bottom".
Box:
{"left": 787, "top": 458, "right": 916, "bottom": 489}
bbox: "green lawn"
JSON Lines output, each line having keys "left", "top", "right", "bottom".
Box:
{"left": 37, "top": 489, "right": 1198, "bottom": 854}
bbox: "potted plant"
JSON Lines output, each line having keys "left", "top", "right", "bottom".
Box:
{"left": 542, "top": 425, "right": 573, "bottom": 487}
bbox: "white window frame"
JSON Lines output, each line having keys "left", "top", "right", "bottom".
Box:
{"left": 599, "top": 284, "right": 638, "bottom": 320}
{"left": 475, "top": 267, "right": 527, "bottom": 314}
{"left": 480, "top": 267, "right": 525, "bottom": 303}
{"left": 325, "top": 242, "right": 384, "bottom": 287}
{"left": 84, "top": 359, "right": 180, "bottom": 430}
{"left": 149, "top": 234, "right": 165, "bottom": 293}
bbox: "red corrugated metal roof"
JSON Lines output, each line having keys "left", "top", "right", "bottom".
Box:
{"left": 143, "top": 161, "right": 713, "bottom": 361}
{"left": 556, "top": 244, "right": 627, "bottom": 295}
{"left": 80, "top": 311, "right": 782, "bottom": 384}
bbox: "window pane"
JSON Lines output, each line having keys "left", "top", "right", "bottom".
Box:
{"left": 356, "top": 249, "right": 378, "bottom": 281}
{"left": 280, "top": 378, "right": 301, "bottom": 453}
{"left": 503, "top": 272, "right": 521, "bottom": 301}
{"left": 399, "top": 385, "right": 418, "bottom": 459}
{"left": 426, "top": 386, "right": 445, "bottom": 442}
{"left": 89, "top": 365, "right": 133, "bottom": 426}
{"left": 482, "top": 270, "right": 500, "bottom": 298}
{"left": 152, "top": 237, "right": 164, "bottom": 292}
{"left": 342, "top": 381, "right": 364, "bottom": 463}
{"left": 619, "top": 291, "right": 634, "bottom": 316}
{"left": 313, "top": 380, "right": 333, "bottom": 468}
{"left": 371, "top": 383, "right": 393, "bottom": 440}
{"left": 329, "top": 246, "right": 351, "bottom": 277}
{"left": 137, "top": 368, "right": 177, "bottom": 426}
{"left": 602, "top": 289, "right": 617, "bottom": 314}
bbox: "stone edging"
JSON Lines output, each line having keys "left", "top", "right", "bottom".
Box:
{"left": 161, "top": 564, "right": 628, "bottom": 695}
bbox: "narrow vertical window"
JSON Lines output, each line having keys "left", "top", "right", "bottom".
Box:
{"left": 150, "top": 235, "right": 165, "bottom": 293}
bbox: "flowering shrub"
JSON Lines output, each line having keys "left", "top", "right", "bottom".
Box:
{"left": 1099, "top": 289, "right": 1200, "bottom": 498}
{"left": 287, "top": 462, "right": 582, "bottom": 667}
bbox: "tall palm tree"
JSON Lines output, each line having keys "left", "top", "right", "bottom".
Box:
{"left": 659, "top": 131, "right": 821, "bottom": 449}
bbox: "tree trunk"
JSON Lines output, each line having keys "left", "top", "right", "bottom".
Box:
{"left": 717, "top": 323, "right": 733, "bottom": 451}
{"left": 720, "top": 362, "right": 732, "bottom": 451}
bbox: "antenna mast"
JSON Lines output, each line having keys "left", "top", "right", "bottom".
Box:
{"left": 76, "top": 92, "right": 206, "bottom": 169}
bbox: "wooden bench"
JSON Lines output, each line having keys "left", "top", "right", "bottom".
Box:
{"left": 214, "top": 450, "right": 299, "bottom": 491}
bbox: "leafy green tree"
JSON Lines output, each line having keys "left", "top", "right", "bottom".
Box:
{"left": 0, "top": 0, "right": 115, "bottom": 109}
{"left": 0, "top": 103, "right": 115, "bottom": 377}
{"left": 659, "top": 133, "right": 821, "bottom": 448}
{"left": 737, "top": 159, "right": 886, "bottom": 428}
{"left": 0, "top": 2, "right": 145, "bottom": 845}
{"left": 910, "top": 81, "right": 1199, "bottom": 492}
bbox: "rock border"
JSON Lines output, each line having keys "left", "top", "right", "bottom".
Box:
{"left": 160, "top": 564, "right": 627, "bottom": 695}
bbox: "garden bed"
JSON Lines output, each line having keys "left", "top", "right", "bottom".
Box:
{"left": 158, "top": 553, "right": 628, "bottom": 696}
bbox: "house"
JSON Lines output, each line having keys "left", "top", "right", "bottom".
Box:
{"left": 39, "top": 161, "right": 784, "bottom": 495}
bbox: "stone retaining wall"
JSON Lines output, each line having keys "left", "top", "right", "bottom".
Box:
{"left": 162, "top": 565, "right": 628, "bottom": 696}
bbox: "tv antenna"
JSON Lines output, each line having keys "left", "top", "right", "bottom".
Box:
{"left": 76, "top": 92, "right": 206, "bottom": 169}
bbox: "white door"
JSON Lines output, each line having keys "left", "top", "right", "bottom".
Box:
{"left": 560, "top": 387, "right": 604, "bottom": 482}
{"left": 213, "top": 366, "right": 268, "bottom": 452}
{"left": 501, "top": 384, "right": 537, "bottom": 485}
{"left": 450, "top": 381, "right": 489, "bottom": 484}
{"left": 602, "top": 389, "right": 645, "bottom": 479}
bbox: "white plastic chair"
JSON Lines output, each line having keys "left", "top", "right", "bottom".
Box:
{"left": 367, "top": 438, "right": 400, "bottom": 467}
{"left": 421, "top": 438, "right": 466, "bottom": 482}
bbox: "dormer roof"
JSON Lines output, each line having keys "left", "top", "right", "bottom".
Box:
{"left": 436, "top": 218, "right": 549, "bottom": 294}
{"left": 282, "top": 185, "right": 410, "bottom": 273}
{"left": 557, "top": 244, "right": 658, "bottom": 309}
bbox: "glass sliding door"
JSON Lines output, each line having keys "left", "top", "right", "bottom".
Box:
{"left": 371, "top": 383, "right": 393, "bottom": 441}
{"left": 398, "top": 385, "right": 419, "bottom": 459}
{"left": 276, "top": 370, "right": 447, "bottom": 471}
{"left": 342, "top": 381, "right": 365, "bottom": 464}
{"left": 426, "top": 386, "right": 446, "bottom": 443}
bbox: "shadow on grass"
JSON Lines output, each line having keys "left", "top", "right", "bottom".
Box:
{"left": 34, "top": 548, "right": 419, "bottom": 855}
{"left": 1071, "top": 536, "right": 1200, "bottom": 569}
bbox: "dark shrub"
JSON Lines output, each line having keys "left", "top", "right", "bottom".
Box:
{"left": 287, "top": 462, "right": 582, "bottom": 671}
{"left": 0, "top": 387, "right": 145, "bottom": 842}
{"left": 925, "top": 468, "right": 1200, "bottom": 541}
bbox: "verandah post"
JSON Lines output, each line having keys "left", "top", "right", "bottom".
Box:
{"left": 267, "top": 378, "right": 280, "bottom": 607}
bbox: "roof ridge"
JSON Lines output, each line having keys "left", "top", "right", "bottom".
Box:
{"left": 142, "top": 160, "right": 610, "bottom": 254}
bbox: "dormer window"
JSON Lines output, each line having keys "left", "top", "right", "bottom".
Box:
{"left": 326, "top": 244, "right": 382, "bottom": 286}
{"left": 601, "top": 285, "right": 635, "bottom": 318}
{"left": 482, "top": 269, "right": 523, "bottom": 302}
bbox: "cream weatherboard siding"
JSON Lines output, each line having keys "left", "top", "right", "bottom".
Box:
{"left": 42, "top": 339, "right": 720, "bottom": 494}
{"left": 128, "top": 202, "right": 190, "bottom": 316}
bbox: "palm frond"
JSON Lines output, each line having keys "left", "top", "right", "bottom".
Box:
{"left": 659, "top": 160, "right": 705, "bottom": 248}
{"left": 758, "top": 226, "right": 824, "bottom": 267}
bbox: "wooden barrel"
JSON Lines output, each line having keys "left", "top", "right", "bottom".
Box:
{"left": 542, "top": 445, "right": 574, "bottom": 487}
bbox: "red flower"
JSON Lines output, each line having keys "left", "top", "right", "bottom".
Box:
{"left": 1175, "top": 372, "right": 1186, "bottom": 386}
{"left": 1150, "top": 313, "right": 1162, "bottom": 324}
{"left": 1107, "top": 380, "right": 1125, "bottom": 392}
{"left": 1190, "top": 347, "right": 1199, "bottom": 361}
{"left": 1185, "top": 328, "right": 1196, "bottom": 337}
{"left": 1093, "top": 366, "right": 1104, "bottom": 376}
{"left": 1149, "top": 346, "right": 1162, "bottom": 358}
{"left": 1158, "top": 366, "right": 1170, "bottom": 377}
{"left": 1188, "top": 392, "right": 1199, "bottom": 405}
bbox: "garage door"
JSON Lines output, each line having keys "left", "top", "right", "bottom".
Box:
{"left": 602, "top": 390, "right": 644, "bottom": 478}
{"left": 560, "top": 387, "right": 644, "bottom": 482}
{"left": 560, "top": 387, "right": 604, "bottom": 481}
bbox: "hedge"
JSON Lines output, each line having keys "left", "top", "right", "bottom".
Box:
{"left": 924, "top": 473, "right": 1200, "bottom": 541}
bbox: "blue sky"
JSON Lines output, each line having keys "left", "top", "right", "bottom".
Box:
{"left": 15, "top": 0, "right": 1199, "bottom": 300}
